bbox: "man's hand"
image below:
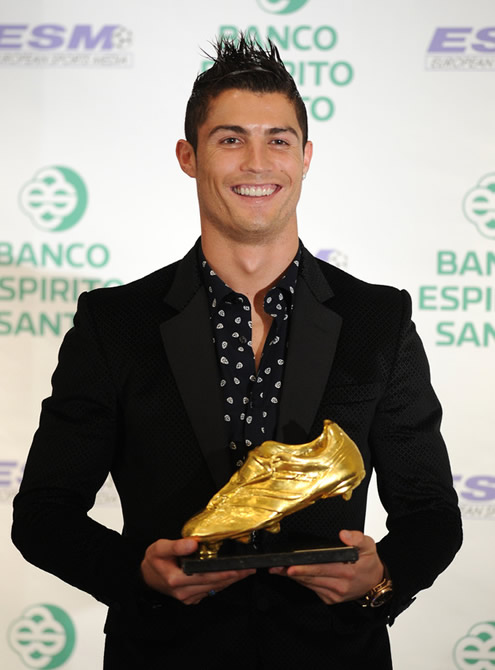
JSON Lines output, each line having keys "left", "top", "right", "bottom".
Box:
{"left": 140, "top": 538, "right": 255, "bottom": 605}
{"left": 269, "top": 530, "right": 384, "bottom": 605}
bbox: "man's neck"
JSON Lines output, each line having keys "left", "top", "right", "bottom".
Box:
{"left": 200, "top": 229, "right": 300, "bottom": 301}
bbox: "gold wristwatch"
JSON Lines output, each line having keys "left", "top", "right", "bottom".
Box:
{"left": 357, "top": 572, "right": 393, "bottom": 608}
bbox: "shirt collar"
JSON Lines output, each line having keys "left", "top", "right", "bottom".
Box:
{"left": 198, "top": 242, "right": 302, "bottom": 311}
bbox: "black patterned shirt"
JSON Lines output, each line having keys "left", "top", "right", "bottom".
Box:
{"left": 199, "top": 244, "right": 301, "bottom": 472}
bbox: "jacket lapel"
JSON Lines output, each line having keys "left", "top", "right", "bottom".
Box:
{"left": 277, "top": 249, "right": 342, "bottom": 443}
{"left": 160, "top": 244, "right": 231, "bottom": 489}
{"left": 160, "top": 243, "right": 342, "bottom": 484}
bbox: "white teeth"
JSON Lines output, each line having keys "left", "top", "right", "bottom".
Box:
{"left": 233, "top": 185, "right": 276, "bottom": 197}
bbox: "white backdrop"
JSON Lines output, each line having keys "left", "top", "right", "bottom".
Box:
{"left": 1, "top": 1, "right": 494, "bottom": 668}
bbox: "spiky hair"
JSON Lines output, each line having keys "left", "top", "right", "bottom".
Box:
{"left": 184, "top": 34, "right": 308, "bottom": 151}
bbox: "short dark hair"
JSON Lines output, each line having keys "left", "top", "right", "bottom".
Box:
{"left": 185, "top": 35, "right": 308, "bottom": 152}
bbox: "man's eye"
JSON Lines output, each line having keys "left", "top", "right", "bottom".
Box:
{"left": 221, "top": 137, "right": 240, "bottom": 144}
{"left": 271, "top": 139, "right": 289, "bottom": 146}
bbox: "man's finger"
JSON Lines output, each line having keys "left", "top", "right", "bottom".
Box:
{"left": 340, "top": 529, "right": 377, "bottom": 556}
{"left": 181, "top": 568, "right": 255, "bottom": 584}
{"left": 170, "top": 537, "right": 198, "bottom": 556}
{"left": 286, "top": 562, "right": 354, "bottom": 579}
{"left": 149, "top": 537, "right": 198, "bottom": 558}
{"left": 339, "top": 529, "right": 364, "bottom": 547}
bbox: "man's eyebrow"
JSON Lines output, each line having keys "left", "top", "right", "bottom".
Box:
{"left": 267, "top": 126, "right": 300, "bottom": 140}
{"left": 208, "top": 125, "right": 300, "bottom": 140}
{"left": 208, "top": 125, "right": 247, "bottom": 138}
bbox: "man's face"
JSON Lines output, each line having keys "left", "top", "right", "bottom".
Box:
{"left": 177, "top": 89, "right": 312, "bottom": 244}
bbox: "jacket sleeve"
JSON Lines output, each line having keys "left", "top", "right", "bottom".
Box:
{"left": 11, "top": 291, "right": 144, "bottom": 609}
{"left": 372, "top": 290, "right": 462, "bottom": 623}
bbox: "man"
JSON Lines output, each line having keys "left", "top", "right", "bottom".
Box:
{"left": 12, "top": 37, "right": 462, "bottom": 669}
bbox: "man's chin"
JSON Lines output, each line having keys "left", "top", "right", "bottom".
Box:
{"left": 217, "top": 221, "right": 289, "bottom": 245}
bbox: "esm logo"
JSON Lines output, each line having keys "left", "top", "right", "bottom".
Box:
{"left": 426, "top": 27, "right": 495, "bottom": 71}
{"left": 454, "top": 474, "right": 495, "bottom": 520}
{"left": 428, "top": 27, "right": 495, "bottom": 53}
{"left": 0, "top": 24, "right": 131, "bottom": 50}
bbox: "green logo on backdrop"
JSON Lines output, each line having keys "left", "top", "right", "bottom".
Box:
{"left": 453, "top": 621, "right": 495, "bottom": 669}
{"left": 8, "top": 604, "right": 76, "bottom": 668}
{"left": 257, "top": 0, "right": 308, "bottom": 14}
{"left": 463, "top": 173, "right": 495, "bottom": 240}
{"left": 19, "top": 166, "right": 88, "bottom": 232}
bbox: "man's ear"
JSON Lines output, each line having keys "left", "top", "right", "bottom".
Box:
{"left": 176, "top": 139, "right": 197, "bottom": 178}
{"left": 303, "top": 140, "right": 313, "bottom": 176}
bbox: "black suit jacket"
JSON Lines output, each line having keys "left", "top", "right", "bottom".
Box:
{"left": 12, "top": 241, "right": 462, "bottom": 667}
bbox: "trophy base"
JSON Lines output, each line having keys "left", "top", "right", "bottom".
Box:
{"left": 181, "top": 541, "right": 358, "bottom": 575}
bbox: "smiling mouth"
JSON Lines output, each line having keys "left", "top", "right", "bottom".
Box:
{"left": 232, "top": 185, "right": 278, "bottom": 197}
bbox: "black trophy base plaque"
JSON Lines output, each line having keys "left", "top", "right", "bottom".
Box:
{"left": 181, "top": 541, "right": 358, "bottom": 575}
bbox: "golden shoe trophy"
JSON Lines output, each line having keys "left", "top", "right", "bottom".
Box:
{"left": 181, "top": 420, "right": 366, "bottom": 574}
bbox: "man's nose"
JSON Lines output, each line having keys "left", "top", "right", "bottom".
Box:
{"left": 240, "top": 141, "right": 271, "bottom": 173}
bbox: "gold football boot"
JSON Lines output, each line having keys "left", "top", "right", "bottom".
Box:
{"left": 182, "top": 420, "right": 366, "bottom": 558}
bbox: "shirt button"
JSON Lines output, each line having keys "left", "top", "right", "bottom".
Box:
{"left": 239, "top": 335, "right": 247, "bottom": 344}
{"left": 229, "top": 441, "right": 237, "bottom": 450}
